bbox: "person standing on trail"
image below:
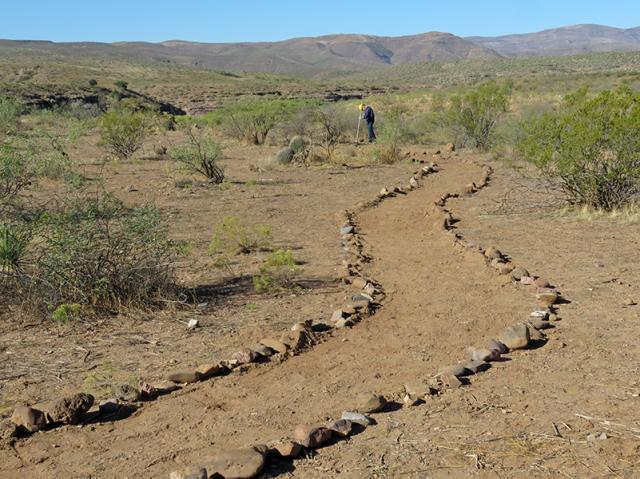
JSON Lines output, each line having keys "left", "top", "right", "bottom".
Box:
{"left": 361, "top": 103, "right": 376, "bottom": 143}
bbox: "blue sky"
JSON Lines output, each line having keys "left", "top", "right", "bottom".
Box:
{"left": 1, "top": 0, "right": 639, "bottom": 43}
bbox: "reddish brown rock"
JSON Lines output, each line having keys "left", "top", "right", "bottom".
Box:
{"left": 534, "top": 278, "right": 551, "bottom": 288}
{"left": 270, "top": 440, "right": 302, "bottom": 458}
{"left": 259, "top": 338, "right": 289, "bottom": 354}
{"left": 168, "top": 371, "right": 201, "bottom": 384}
{"left": 357, "top": 393, "right": 387, "bottom": 413}
{"left": 292, "top": 424, "right": 333, "bottom": 448}
{"left": 326, "top": 419, "right": 354, "bottom": 437}
{"left": 203, "top": 447, "right": 266, "bottom": 479}
{"left": 46, "top": 393, "right": 94, "bottom": 425}
{"left": 499, "top": 324, "right": 530, "bottom": 350}
{"left": 10, "top": 406, "right": 46, "bottom": 433}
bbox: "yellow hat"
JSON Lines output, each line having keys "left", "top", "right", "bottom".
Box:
{"left": 358, "top": 103, "right": 365, "bottom": 111}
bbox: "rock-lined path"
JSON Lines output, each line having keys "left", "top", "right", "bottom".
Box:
{"left": 0, "top": 157, "right": 543, "bottom": 478}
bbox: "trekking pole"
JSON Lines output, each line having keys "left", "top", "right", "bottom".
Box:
{"left": 355, "top": 114, "right": 362, "bottom": 145}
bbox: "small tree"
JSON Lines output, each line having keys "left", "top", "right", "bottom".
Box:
{"left": 446, "top": 81, "right": 511, "bottom": 150}
{"left": 169, "top": 128, "right": 225, "bottom": 182}
{"left": 518, "top": 86, "right": 640, "bottom": 210}
{"left": 313, "top": 105, "right": 349, "bottom": 161}
{"left": 99, "top": 108, "right": 150, "bottom": 160}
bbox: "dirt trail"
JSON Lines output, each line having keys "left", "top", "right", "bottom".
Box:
{"left": 0, "top": 158, "right": 564, "bottom": 478}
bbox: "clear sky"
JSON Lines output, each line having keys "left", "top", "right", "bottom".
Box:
{"left": 1, "top": 0, "right": 639, "bottom": 43}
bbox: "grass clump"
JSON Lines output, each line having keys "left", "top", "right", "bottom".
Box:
{"left": 99, "top": 106, "right": 150, "bottom": 160}
{"left": 209, "top": 216, "right": 272, "bottom": 256}
{"left": 253, "top": 249, "right": 301, "bottom": 293}
{"left": 51, "top": 303, "right": 82, "bottom": 324}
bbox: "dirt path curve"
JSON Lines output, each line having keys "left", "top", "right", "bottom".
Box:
{"left": 0, "top": 157, "right": 535, "bottom": 478}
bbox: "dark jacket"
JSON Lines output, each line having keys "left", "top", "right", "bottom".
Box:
{"left": 363, "top": 106, "right": 375, "bottom": 124}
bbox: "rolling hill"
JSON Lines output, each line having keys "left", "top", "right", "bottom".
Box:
{"left": 467, "top": 24, "right": 640, "bottom": 57}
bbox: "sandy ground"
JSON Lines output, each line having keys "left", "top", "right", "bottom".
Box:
{"left": 2, "top": 150, "right": 640, "bottom": 478}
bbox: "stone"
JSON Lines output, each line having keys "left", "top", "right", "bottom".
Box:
{"left": 46, "top": 393, "right": 94, "bottom": 425}
{"left": 352, "top": 277, "right": 367, "bottom": 289}
{"left": 341, "top": 411, "right": 373, "bottom": 426}
{"left": 531, "top": 319, "right": 555, "bottom": 330}
{"left": 114, "top": 383, "right": 140, "bottom": 402}
{"left": 203, "top": 447, "right": 266, "bottom": 479}
{"left": 352, "top": 293, "right": 373, "bottom": 303}
{"left": 259, "top": 338, "right": 289, "bottom": 354}
{"left": 625, "top": 298, "right": 637, "bottom": 306}
{"left": 445, "top": 142, "right": 456, "bottom": 152}
{"left": 490, "top": 258, "right": 505, "bottom": 269}
{"left": 232, "top": 348, "right": 258, "bottom": 365}
{"left": 340, "top": 225, "right": 354, "bottom": 235}
{"left": 292, "top": 424, "right": 333, "bottom": 448}
{"left": 499, "top": 324, "right": 530, "bottom": 350}
{"left": 357, "top": 393, "right": 387, "bottom": 413}
{"left": 363, "top": 283, "right": 377, "bottom": 296}
{"left": 520, "top": 276, "right": 535, "bottom": 285}
{"left": 379, "top": 187, "right": 391, "bottom": 198}
{"left": 530, "top": 310, "right": 549, "bottom": 319}
{"left": 442, "top": 374, "right": 463, "bottom": 389}
{"left": 529, "top": 327, "right": 545, "bottom": 341}
{"left": 187, "top": 319, "right": 199, "bottom": 330}
{"left": 463, "top": 183, "right": 476, "bottom": 194}
{"left": 11, "top": 406, "right": 46, "bottom": 433}
{"left": 98, "top": 399, "right": 120, "bottom": 415}
{"left": 0, "top": 418, "right": 18, "bottom": 443}
{"left": 291, "top": 321, "right": 311, "bottom": 332}
{"left": 511, "top": 266, "right": 530, "bottom": 281}
{"left": 168, "top": 371, "right": 201, "bottom": 384}
{"left": 270, "top": 440, "right": 302, "bottom": 458}
{"left": 534, "top": 278, "right": 551, "bottom": 288}
{"left": 150, "top": 380, "right": 179, "bottom": 395}
{"left": 169, "top": 467, "right": 208, "bottom": 479}
{"left": 335, "top": 317, "right": 354, "bottom": 329}
{"left": 484, "top": 246, "right": 502, "bottom": 260}
{"left": 331, "top": 309, "right": 345, "bottom": 322}
{"left": 487, "top": 339, "right": 508, "bottom": 354}
{"left": 548, "top": 313, "right": 559, "bottom": 322}
{"left": 282, "top": 328, "right": 312, "bottom": 352}
{"left": 465, "top": 347, "right": 499, "bottom": 362}
{"left": 440, "top": 363, "right": 470, "bottom": 377}
{"left": 326, "top": 419, "right": 354, "bottom": 437}
{"left": 537, "top": 291, "right": 559, "bottom": 307}
{"left": 462, "top": 360, "right": 491, "bottom": 374}
{"left": 196, "top": 362, "right": 228, "bottom": 379}
{"left": 409, "top": 177, "right": 419, "bottom": 189}
{"left": 499, "top": 263, "right": 515, "bottom": 275}
{"left": 403, "top": 383, "right": 428, "bottom": 406}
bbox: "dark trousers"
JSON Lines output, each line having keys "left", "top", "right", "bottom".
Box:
{"left": 366, "top": 121, "right": 376, "bottom": 142}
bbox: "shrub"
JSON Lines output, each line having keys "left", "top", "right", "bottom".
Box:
{"left": 275, "top": 146, "right": 294, "bottom": 164}
{"left": 253, "top": 249, "right": 301, "bottom": 293}
{"left": 114, "top": 80, "right": 128, "bottom": 90}
{"left": 0, "top": 95, "right": 25, "bottom": 136}
{"left": 51, "top": 303, "right": 81, "bottom": 324}
{"left": 36, "top": 193, "right": 176, "bottom": 309}
{"left": 170, "top": 128, "right": 225, "bottom": 182}
{"left": 99, "top": 107, "right": 150, "bottom": 159}
{"left": 209, "top": 216, "right": 272, "bottom": 256}
{"left": 446, "top": 81, "right": 512, "bottom": 150}
{"left": 313, "top": 105, "right": 351, "bottom": 161}
{"left": 518, "top": 86, "right": 640, "bottom": 210}
{"left": 88, "top": 79, "right": 98, "bottom": 87}
{"left": 0, "top": 223, "right": 29, "bottom": 274}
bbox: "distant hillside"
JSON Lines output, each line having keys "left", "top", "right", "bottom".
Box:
{"left": 467, "top": 24, "right": 640, "bottom": 57}
{"left": 0, "top": 33, "right": 499, "bottom": 75}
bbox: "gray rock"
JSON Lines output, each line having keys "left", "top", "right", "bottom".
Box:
{"left": 251, "top": 344, "right": 275, "bottom": 357}
{"left": 511, "top": 266, "right": 530, "bottom": 281}
{"left": 499, "top": 324, "right": 530, "bottom": 350}
{"left": 487, "top": 339, "right": 508, "bottom": 354}
{"left": 341, "top": 411, "right": 373, "bottom": 426}
{"left": 531, "top": 319, "right": 555, "bottom": 330}
{"left": 335, "top": 317, "right": 354, "bottom": 329}
{"left": 465, "top": 347, "right": 500, "bottom": 362}
{"left": 330, "top": 309, "right": 345, "bottom": 322}
{"left": 440, "top": 363, "right": 470, "bottom": 377}
{"left": 339, "top": 225, "right": 354, "bottom": 235}
{"left": 98, "top": 399, "right": 120, "bottom": 415}
{"left": 462, "top": 360, "right": 491, "bottom": 374}
{"left": 537, "top": 291, "right": 559, "bottom": 307}
{"left": 114, "top": 383, "right": 140, "bottom": 402}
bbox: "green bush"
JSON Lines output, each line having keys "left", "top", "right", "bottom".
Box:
{"left": 518, "top": 86, "right": 640, "bottom": 210}
{"left": 36, "top": 193, "right": 176, "bottom": 309}
{"left": 170, "top": 128, "right": 224, "bottom": 182}
{"left": 209, "top": 216, "right": 272, "bottom": 256}
{"left": 0, "top": 95, "right": 25, "bottom": 136}
{"left": 0, "top": 223, "right": 29, "bottom": 274}
{"left": 446, "top": 81, "right": 512, "bottom": 150}
{"left": 203, "top": 99, "right": 311, "bottom": 145}
{"left": 51, "top": 303, "right": 81, "bottom": 324}
{"left": 253, "top": 249, "right": 301, "bottom": 293}
{"left": 99, "top": 107, "right": 150, "bottom": 159}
